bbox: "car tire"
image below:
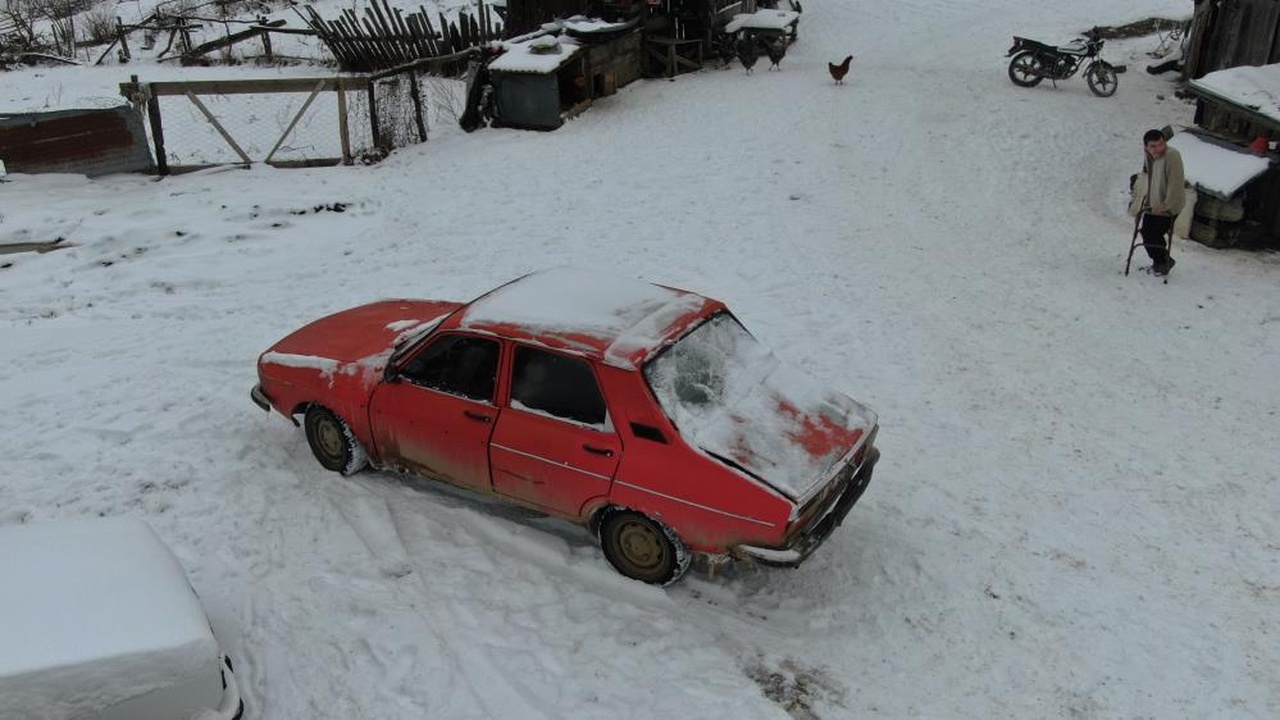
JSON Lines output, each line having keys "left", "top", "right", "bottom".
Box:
{"left": 599, "top": 510, "right": 690, "bottom": 586}
{"left": 303, "top": 406, "right": 368, "bottom": 476}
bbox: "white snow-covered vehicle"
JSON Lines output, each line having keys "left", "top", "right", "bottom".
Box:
{"left": 0, "top": 517, "right": 243, "bottom": 720}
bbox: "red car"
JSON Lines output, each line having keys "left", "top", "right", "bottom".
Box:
{"left": 251, "top": 269, "right": 880, "bottom": 585}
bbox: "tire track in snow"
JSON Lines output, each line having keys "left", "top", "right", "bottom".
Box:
{"left": 338, "top": 472, "right": 810, "bottom": 717}
{"left": 333, "top": 477, "right": 555, "bottom": 720}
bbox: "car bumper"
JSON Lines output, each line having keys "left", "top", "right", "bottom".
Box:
{"left": 250, "top": 383, "right": 271, "bottom": 412}
{"left": 733, "top": 447, "right": 880, "bottom": 567}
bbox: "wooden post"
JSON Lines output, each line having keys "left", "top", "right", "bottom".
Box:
{"left": 337, "top": 84, "right": 351, "bottom": 164}
{"left": 408, "top": 71, "right": 426, "bottom": 142}
{"left": 117, "top": 17, "right": 131, "bottom": 60}
{"left": 261, "top": 28, "right": 273, "bottom": 61}
{"left": 145, "top": 83, "right": 169, "bottom": 175}
{"left": 368, "top": 80, "right": 382, "bottom": 151}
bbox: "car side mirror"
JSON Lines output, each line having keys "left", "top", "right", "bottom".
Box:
{"left": 383, "top": 366, "right": 401, "bottom": 383}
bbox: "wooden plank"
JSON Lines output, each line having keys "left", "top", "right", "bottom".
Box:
{"left": 145, "top": 87, "right": 168, "bottom": 175}
{"left": 183, "top": 25, "right": 264, "bottom": 58}
{"left": 389, "top": 5, "right": 420, "bottom": 59}
{"left": 386, "top": 0, "right": 417, "bottom": 60}
{"left": 118, "top": 18, "right": 131, "bottom": 60}
{"left": 367, "top": 0, "right": 397, "bottom": 64}
{"left": 360, "top": 8, "right": 395, "bottom": 67}
{"left": 337, "top": 85, "right": 351, "bottom": 164}
{"left": 367, "top": 81, "right": 381, "bottom": 151}
{"left": 146, "top": 77, "right": 368, "bottom": 95}
{"left": 403, "top": 9, "right": 431, "bottom": 58}
{"left": 418, "top": 9, "right": 442, "bottom": 56}
{"left": 439, "top": 12, "right": 452, "bottom": 52}
{"left": 328, "top": 11, "right": 361, "bottom": 68}
{"left": 184, "top": 90, "right": 252, "bottom": 164}
{"left": 338, "top": 9, "right": 369, "bottom": 67}
{"left": 408, "top": 72, "right": 426, "bottom": 141}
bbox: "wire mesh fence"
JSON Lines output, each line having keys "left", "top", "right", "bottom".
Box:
{"left": 120, "top": 67, "right": 469, "bottom": 173}
{"left": 367, "top": 69, "right": 467, "bottom": 149}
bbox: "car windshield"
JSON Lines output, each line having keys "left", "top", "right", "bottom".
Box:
{"left": 644, "top": 311, "right": 870, "bottom": 499}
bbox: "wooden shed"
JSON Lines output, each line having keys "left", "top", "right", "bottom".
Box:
{"left": 505, "top": 0, "right": 760, "bottom": 77}
{"left": 488, "top": 19, "right": 643, "bottom": 130}
{"left": 1184, "top": 0, "right": 1280, "bottom": 79}
{"left": 1183, "top": 63, "right": 1280, "bottom": 246}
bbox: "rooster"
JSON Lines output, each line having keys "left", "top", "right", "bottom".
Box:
{"left": 764, "top": 38, "right": 786, "bottom": 70}
{"left": 713, "top": 33, "right": 736, "bottom": 69}
{"left": 828, "top": 54, "right": 853, "bottom": 84}
{"left": 737, "top": 36, "right": 760, "bottom": 74}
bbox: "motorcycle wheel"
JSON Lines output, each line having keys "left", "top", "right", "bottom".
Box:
{"left": 1086, "top": 63, "right": 1119, "bottom": 97}
{"left": 1008, "top": 51, "right": 1044, "bottom": 87}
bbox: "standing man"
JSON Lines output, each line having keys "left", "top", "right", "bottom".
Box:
{"left": 1133, "top": 129, "right": 1186, "bottom": 276}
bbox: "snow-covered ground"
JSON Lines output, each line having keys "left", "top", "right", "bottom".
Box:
{"left": 3, "top": 0, "right": 1279, "bottom": 718}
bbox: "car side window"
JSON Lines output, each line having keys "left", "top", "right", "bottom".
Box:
{"left": 399, "top": 334, "right": 499, "bottom": 403}
{"left": 510, "top": 346, "right": 607, "bottom": 426}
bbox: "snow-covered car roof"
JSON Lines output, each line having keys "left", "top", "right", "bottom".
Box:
{"left": 0, "top": 518, "right": 222, "bottom": 720}
{"left": 449, "top": 267, "right": 724, "bottom": 368}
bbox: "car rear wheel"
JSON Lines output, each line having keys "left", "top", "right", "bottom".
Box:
{"left": 599, "top": 511, "right": 690, "bottom": 585}
{"left": 303, "top": 406, "right": 368, "bottom": 476}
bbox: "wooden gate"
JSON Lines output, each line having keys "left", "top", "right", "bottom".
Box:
{"left": 119, "top": 75, "right": 378, "bottom": 174}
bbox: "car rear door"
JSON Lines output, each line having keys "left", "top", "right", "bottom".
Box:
{"left": 489, "top": 345, "right": 620, "bottom": 517}
{"left": 369, "top": 333, "right": 501, "bottom": 492}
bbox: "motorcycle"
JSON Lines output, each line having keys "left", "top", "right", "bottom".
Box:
{"left": 1006, "top": 33, "right": 1119, "bottom": 97}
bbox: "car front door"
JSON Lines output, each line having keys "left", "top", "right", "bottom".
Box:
{"left": 369, "top": 333, "right": 501, "bottom": 492}
{"left": 489, "top": 345, "right": 620, "bottom": 517}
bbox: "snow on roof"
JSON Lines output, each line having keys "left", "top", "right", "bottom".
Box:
{"left": 562, "top": 16, "right": 634, "bottom": 34}
{"left": 1190, "top": 62, "right": 1280, "bottom": 126}
{"left": 725, "top": 9, "right": 800, "bottom": 34}
{"left": 489, "top": 33, "right": 583, "bottom": 74}
{"left": 1168, "top": 132, "right": 1271, "bottom": 199}
{"left": 0, "top": 518, "right": 221, "bottom": 720}
{"left": 454, "top": 268, "right": 718, "bottom": 367}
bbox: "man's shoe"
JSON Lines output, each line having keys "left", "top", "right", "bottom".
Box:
{"left": 1152, "top": 262, "right": 1168, "bottom": 276}
{"left": 1166, "top": 257, "right": 1176, "bottom": 274}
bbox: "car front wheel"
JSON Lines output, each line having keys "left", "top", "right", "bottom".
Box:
{"left": 599, "top": 511, "right": 690, "bottom": 585}
{"left": 303, "top": 406, "right": 368, "bottom": 476}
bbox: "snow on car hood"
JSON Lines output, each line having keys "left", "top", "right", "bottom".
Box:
{"left": 262, "top": 300, "right": 460, "bottom": 378}
{"left": 645, "top": 313, "right": 877, "bottom": 501}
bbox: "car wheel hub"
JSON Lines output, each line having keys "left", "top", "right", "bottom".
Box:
{"left": 317, "top": 421, "right": 343, "bottom": 458}
{"left": 618, "top": 522, "right": 663, "bottom": 569}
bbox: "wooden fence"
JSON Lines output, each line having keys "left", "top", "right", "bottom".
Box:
{"left": 302, "top": 0, "right": 503, "bottom": 72}
{"left": 119, "top": 75, "right": 377, "bottom": 174}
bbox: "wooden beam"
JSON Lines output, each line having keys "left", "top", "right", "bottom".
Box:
{"left": 264, "top": 81, "right": 326, "bottom": 164}
{"left": 337, "top": 85, "right": 351, "bottom": 164}
{"left": 145, "top": 77, "right": 370, "bottom": 96}
{"left": 145, "top": 86, "right": 168, "bottom": 175}
{"left": 184, "top": 90, "right": 252, "bottom": 165}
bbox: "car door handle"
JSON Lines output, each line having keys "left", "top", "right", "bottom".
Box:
{"left": 463, "top": 410, "right": 492, "bottom": 423}
{"left": 582, "top": 444, "right": 614, "bottom": 457}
